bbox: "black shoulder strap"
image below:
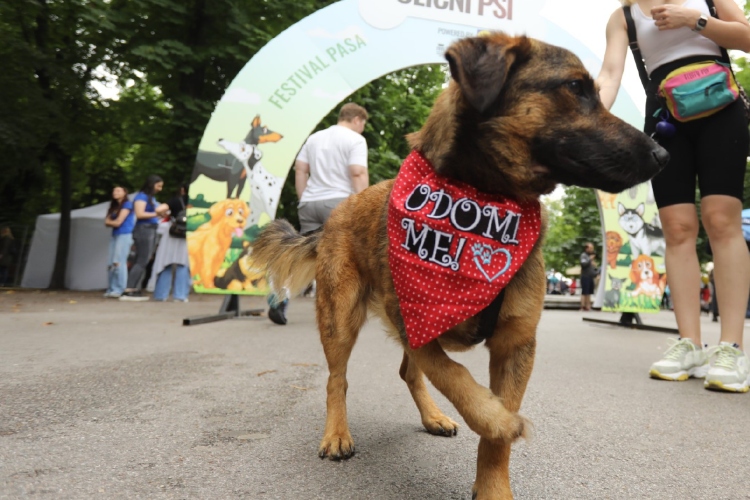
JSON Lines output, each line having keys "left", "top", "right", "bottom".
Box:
{"left": 704, "top": 0, "right": 732, "bottom": 64}
{"left": 623, "top": 6, "right": 650, "bottom": 90}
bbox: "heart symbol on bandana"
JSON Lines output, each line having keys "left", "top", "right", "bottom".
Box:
{"left": 471, "top": 243, "right": 512, "bottom": 282}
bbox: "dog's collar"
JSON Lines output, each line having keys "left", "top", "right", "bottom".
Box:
{"left": 387, "top": 150, "right": 542, "bottom": 349}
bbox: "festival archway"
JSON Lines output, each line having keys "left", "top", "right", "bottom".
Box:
{"left": 187, "top": 0, "right": 663, "bottom": 311}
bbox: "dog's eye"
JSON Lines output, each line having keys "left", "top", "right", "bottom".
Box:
{"left": 566, "top": 80, "right": 586, "bottom": 96}
{"left": 225, "top": 208, "right": 234, "bottom": 216}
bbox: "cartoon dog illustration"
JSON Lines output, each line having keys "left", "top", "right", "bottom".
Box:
{"left": 598, "top": 190, "right": 618, "bottom": 209}
{"left": 216, "top": 138, "right": 284, "bottom": 225}
{"left": 214, "top": 241, "right": 267, "bottom": 291}
{"left": 618, "top": 202, "right": 665, "bottom": 258}
{"left": 605, "top": 230, "right": 624, "bottom": 269}
{"left": 191, "top": 115, "right": 283, "bottom": 199}
{"left": 629, "top": 254, "right": 666, "bottom": 299}
{"left": 603, "top": 275, "right": 626, "bottom": 308}
{"left": 188, "top": 198, "right": 250, "bottom": 289}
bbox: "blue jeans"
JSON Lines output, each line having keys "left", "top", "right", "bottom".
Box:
{"left": 153, "top": 264, "right": 191, "bottom": 301}
{"left": 107, "top": 233, "right": 133, "bottom": 295}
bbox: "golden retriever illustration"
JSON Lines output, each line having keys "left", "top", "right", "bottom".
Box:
{"left": 188, "top": 198, "right": 249, "bottom": 289}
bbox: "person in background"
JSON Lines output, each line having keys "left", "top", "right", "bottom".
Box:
{"left": 0, "top": 226, "right": 16, "bottom": 287}
{"left": 103, "top": 186, "right": 135, "bottom": 298}
{"left": 120, "top": 175, "right": 169, "bottom": 301}
{"left": 267, "top": 102, "right": 369, "bottom": 325}
{"left": 149, "top": 184, "right": 191, "bottom": 302}
{"left": 596, "top": 0, "right": 750, "bottom": 392}
{"left": 580, "top": 242, "right": 598, "bottom": 311}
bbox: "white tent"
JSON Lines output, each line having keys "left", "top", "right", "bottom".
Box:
{"left": 21, "top": 201, "right": 112, "bottom": 290}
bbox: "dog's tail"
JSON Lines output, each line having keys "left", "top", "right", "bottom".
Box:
{"left": 251, "top": 219, "right": 320, "bottom": 299}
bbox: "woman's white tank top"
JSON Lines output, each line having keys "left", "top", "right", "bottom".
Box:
{"left": 631, "top": 0, "right": 722, "bottom": 75}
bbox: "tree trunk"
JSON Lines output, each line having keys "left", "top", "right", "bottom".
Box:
{"left": 49, "top": 147, "right": 72, "bottom": 289}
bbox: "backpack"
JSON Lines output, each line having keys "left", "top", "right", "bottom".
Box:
{"left": 169, "top": 198, "right": 187, "bottom": 238}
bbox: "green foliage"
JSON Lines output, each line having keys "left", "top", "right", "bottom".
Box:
{"left": 542, "top": 187, "right": 602, "bottom": 273}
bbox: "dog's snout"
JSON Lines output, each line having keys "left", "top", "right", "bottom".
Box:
{"left": 652, "top": 146, "right": 670, "bottom": 167}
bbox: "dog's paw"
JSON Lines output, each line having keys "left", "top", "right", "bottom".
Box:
{"left": 423, "top": 414, "right": 459, "bottom": 437}
{"left": 318, "top": 433, "right": 355, "bottom": 461}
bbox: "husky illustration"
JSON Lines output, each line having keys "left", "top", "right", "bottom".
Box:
{"left": 618, "top": 202, "right": 665, "bottom": 258}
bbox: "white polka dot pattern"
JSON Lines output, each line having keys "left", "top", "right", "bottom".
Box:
{"left": 387, "top": 150, "right": 541, "bottom": 349}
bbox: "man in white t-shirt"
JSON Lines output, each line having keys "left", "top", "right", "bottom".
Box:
{"left": 294, "top": 102, "right": 369, "bottom": 233}
{"left": 267, "top": 103, "right": 369, "bottom": 325}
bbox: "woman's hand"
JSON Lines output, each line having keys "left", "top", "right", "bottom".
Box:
{"left": 155, "top": 203, "right": 170, "bottom": 217}
{"left": 651, "top": 5, "right": 701, "bottom": 30}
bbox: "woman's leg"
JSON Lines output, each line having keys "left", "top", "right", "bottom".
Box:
{"left": 126, "top": 225, "right": 155, "bottom": 290}
{"left": 659, "top": 203, "right": 702, "bottom": 344}
{"left": 173, "top": 264, "right": 191, "bottom": 301}
{"left": 701, "top": 195, "right": 749, "bottom": 349}
{"left": 153, "top": 264, "right": 173, "bottom": 301}
{"left": 106, "top": 236, "right": 117, "bottom": 294}
{"left": 112, "top": 234, "right": 132, "bottom": 296}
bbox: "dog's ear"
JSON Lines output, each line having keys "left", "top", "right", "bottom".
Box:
{"left": 252, "top": 115, "right": 261, "bottom": 127}
{"left": 208, "top": 200, "right": 227, "bottom": 222}
{"left": 618, "top": 203, "right": 625, "bottom": 216}
{"left": 445, "top": 34, "right": 529, "bottom": 114}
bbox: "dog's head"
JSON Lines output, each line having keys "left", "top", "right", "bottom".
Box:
{"left": 618, "top": 202, "right": 645, "bottom": 234}
{"left": 208, "top": 198, "right": 250, "bottom": 236}
{"left": 630, "top": 254, "right": 656, "bottom": 285}
{"left": 606, "top": 231, "right": 623, "bottom": 253}
{"left": 246, "top": 115, "right": 283, "bottom": 145}
{"left": 608, "top": 274, "right": 625, "bottom": 291}
{"left": 408, "top": 33, "right": 668, "bottom": 200}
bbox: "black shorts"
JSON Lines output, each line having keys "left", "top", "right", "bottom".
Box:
{"left": 580, "top": 275, "right": 595, "bottom": 296}
{"left": 644, "top": 56, "right": 749, "bottom": 208}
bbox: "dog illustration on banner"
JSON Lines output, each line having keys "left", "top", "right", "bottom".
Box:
{"left": 214, "top": 241, "right": 267, "bottom": 291}
{"left": 191, "top": 115, "right": 283, "bottom": 211}
{"left": 630, "top": 254, "right": 667, "bottom": 299}
{"left": 618, "top": 202, "right": 665, "bottom": 258}
{"left": 217, "top": 136, "right": 285, "bottom": 224}
{"left": 187, "top": 198, "right": 250, "bottom": 289}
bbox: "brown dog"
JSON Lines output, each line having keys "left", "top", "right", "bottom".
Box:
{"left": 251, "top": 33, "right": 667, "bottom": 499}
{"left": 188, "top": 198, "right": 249, "bottom": 288}
{"left": 605, "top": 230, "right": 624, "bottom": 269}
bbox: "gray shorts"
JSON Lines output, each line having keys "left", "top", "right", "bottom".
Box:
{"left": 298, "top": 197, "right": 346, "bottom": 234}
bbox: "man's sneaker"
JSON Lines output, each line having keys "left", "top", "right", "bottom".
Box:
{"left": 704, "top": 342, "right": 750, "bottom": 393}
{"left": 267, "top": 294, "right": 288, "bottom": 325}
{"left": 119, "top": 290, "right": 149, "bottom": 302}
{"left": 649, "top": 338, "right": 709, "bottom": 381}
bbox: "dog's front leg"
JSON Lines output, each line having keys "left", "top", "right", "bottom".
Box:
{"left": 409, "top": 341, "right": 527, "bottom": 443}
{"left": 473, "top": 327, "right": 536, "bottom": 500}
{"left": 399, "top": 352, "right": 459, "bottom": 436}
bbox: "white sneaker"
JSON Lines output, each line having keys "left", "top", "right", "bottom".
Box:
{"left": 704, "top": 343, "right": 750, "bottom": 393}
{"left": 649, "top": 338, "right": 709, "bottom": 381}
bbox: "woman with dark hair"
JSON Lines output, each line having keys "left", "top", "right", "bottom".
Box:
{"left": 120, "top": 175, "right": 169, "bottom": 301}
{"left": 103, "top": 186, "right": 135, "bottom": 298}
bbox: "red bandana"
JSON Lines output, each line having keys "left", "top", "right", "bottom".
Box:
{"left": 387, "top": 150, "right": 541, "bottom": 349}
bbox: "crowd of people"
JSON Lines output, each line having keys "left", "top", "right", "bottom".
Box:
{"left": 103, "top": 176, "right": 191, "bottom": 303}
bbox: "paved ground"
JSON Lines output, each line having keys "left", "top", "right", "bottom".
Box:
{"left": 1, "top": 289, "right": 748, "bottom": 500}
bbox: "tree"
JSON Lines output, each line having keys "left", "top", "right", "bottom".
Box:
{"left": 542, "top": 187, "right": 602, "bottom": 274}
{"left": 0, "top": 0, "right": 117, "bottom": 288}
